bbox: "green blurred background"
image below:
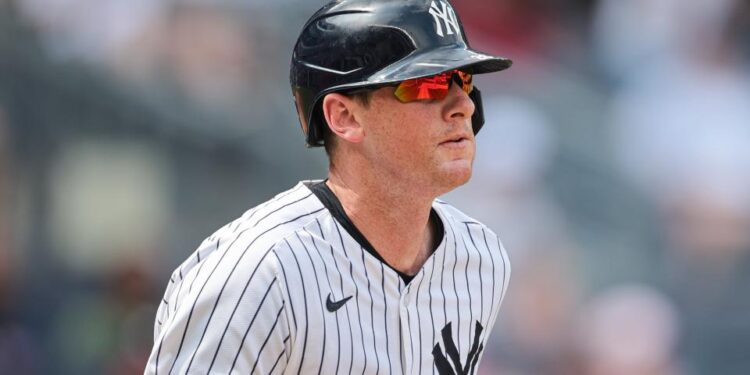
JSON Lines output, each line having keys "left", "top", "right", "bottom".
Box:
{"left": 1, "top": 0, "right": 749, "bottom": 374}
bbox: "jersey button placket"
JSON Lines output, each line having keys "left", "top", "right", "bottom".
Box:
{"left": 399, "top": 283, "right": 411, "bottom": 375}
{"left": 400, "top": 281, "right": 419, "bottom": 374}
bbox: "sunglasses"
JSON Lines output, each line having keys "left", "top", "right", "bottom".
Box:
{"left": 344, "top": 70, "right": 474, "bottom": 103}
{"left": 393, "top": 69, "right": 474, "bottom": 103}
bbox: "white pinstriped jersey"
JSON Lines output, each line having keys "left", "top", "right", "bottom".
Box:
{"left": 145, "top": 181, "right": 510, "bottom": 375}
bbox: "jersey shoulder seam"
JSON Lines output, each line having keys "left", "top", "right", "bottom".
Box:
{"left": 265, "top": 207, "right": 332, "bottom": 344}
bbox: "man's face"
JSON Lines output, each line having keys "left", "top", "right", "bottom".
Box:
{"left": 354, "top": 81, "right": 477, "bottom": 195}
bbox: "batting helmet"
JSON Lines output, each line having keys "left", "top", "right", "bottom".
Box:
{"left": 290, "top": 0, "right": 512, "bottom": 147}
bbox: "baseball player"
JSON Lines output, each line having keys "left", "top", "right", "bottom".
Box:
{"left": 145, "top": 0, "right": 512, "bottom": 374}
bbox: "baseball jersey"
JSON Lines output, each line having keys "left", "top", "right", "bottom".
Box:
{"left": 145, "top": 180, "right": 510, "bottom": 375}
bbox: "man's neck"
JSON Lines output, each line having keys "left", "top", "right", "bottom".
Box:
{"left": 326, "top": 168, "right": 440, "bottom": 276}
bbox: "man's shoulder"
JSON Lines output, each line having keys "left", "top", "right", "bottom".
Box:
{"left": 434, "top": 198, "right": 483, "bottom": 225}
{"left": 215, "top": 180, "right": 327, "bottom": 245}
{"left": 433, "top": 198, "right": 501, "bottom": 239}
{"left": 236, "top": 181, "right": 322, "bottom": 227}
{"left": 174, "top": 182, "right": 328, "bottom": 276}
{"left": 434, "top": 199, "right": 509, "bottom": 280}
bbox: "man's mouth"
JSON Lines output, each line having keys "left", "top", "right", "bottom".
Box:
{"left": 440, "top": 135, "right": 470, "bottom": 148}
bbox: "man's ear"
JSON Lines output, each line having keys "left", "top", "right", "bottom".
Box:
{"left": 321, "top": 93, "right": 365, "bottom": 144}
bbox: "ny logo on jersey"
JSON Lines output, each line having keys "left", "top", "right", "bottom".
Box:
{"left": 428, "top": 0, "right": 461, "bottom": 38}
{"left": 432, "top": 321, "right": 485, "bottom": 375}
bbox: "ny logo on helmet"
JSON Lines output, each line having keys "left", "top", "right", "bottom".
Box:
{"left": 429, "top": 0, "right": 461, "bottom": 38}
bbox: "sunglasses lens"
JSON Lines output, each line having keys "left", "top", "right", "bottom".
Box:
{"left": 394, "top": 73, "right": 450, "bottom": 102}
{"left": 393, "top": 70, "right": 473, "bottom": 103}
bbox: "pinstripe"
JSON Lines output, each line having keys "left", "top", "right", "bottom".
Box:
{"left": 307, "top": 226, "right": 341, "bottom": 375}
{"left": 173, "top": 270, "right": 183, "bottom": 315}
{"left": 466, "top": 224, "right": 485, "bottom": 322}
{"left": 350, "top": 256, "right": 368, "bottom": 374}
{"left": 434, "top": 224, "right": 449, "bottom": 374}
{"left": 305, "top": 229, "right": 341, "bottom": 374}
{"left": 268, "top": 347, "right": 285, "bottom": 375}
{"left": 209, "top": 277, "right": 278, "bottom": 372}
{"left": 439, "top": 226, "right": 448, "bottom": 328}
{"left": 283, "top": 237, "right": 311, "bottom": 375}
{"left": 275, "top": 249, "right": 297, "bottom": 332}
{"left": 361, "top": 248, "right": 380, "bottom": 375}
{"left": 296, "top": 232, "right": 328, "bottom": 375}
{"left": 188, "top": 251, "right": 208, "bottom": 295}
{"left": 282, "top": 335, "right": 292, "bottom": 367}
{"left": 154, "top": 338, "right": 163, "bottom": 375}
{"left": 458, "top": 222, "right": 476, "bottom": 353}
{"left": 333, "top": 221, "right": 356, "bottom": 375}
{"left": 156, "top": 279, "right": 181, "bottom": 326}
{"left": 380, "top": 263, "right": 393, "bottom": 375}
{"left": 428, "top": 239, "right": 442, "bottom": 375}
{"left": 414, "top": 269, "right": 427, "bottom": 375}
{"left": 397, "top": 281, "right": 403, "bottom": 373}
{"left": 269, "top": 335, "right": 291, "bottom": 375}
{"left": 314, "top": 218, "right": 326, "bottom": 241}
{"left": 447, "top": 217, "right": 461, "bottom": 352}
{"left": 407, "top": 292, "right": 414, "bottom": 375}
{"left": 480, "top": 228, "right": 496, "bottom": 325}
{"left": 241, "top": 304, "right": 286, "bottom": 374}
{"left": 155, "top": 297, "right": 169, "bottom": 375}
{"left": 457, "top": 226, "right": 474, "bottom": 334}
{"left": 188, "top": 243, "right": 214, "bottom": 294}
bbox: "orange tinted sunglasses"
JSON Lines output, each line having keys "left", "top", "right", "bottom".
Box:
{"left": 393, "top": 69, "right": 473, "bottom": 103}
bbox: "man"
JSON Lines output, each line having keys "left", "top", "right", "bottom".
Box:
{"left": 145, "top": 0, "right": 512, "bottom": 374}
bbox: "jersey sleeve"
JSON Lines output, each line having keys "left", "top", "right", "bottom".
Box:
{"left": 484, "top": 227, "right": 511, "bottom": 326}
{"left": 144, "top": 238, "right": 292, "bottom": 375}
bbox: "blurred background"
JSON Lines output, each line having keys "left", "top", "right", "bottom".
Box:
{"left": 1, "top": 0, "right": 749, "bottom": 374}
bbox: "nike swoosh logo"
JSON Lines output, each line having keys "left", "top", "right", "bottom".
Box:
{"left": 326, "top": 293, "right": 352, "bottom": 312}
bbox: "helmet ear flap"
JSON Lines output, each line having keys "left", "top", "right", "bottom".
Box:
{"left": 306, "top": 104, "right": 326, "bottom": 147}
{"left": 469, "top": 86, "right": 485, "bottom": 135}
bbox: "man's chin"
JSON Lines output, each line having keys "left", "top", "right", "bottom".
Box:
{"left": 436, "top": 162, "right": 473, "bottom": 191}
